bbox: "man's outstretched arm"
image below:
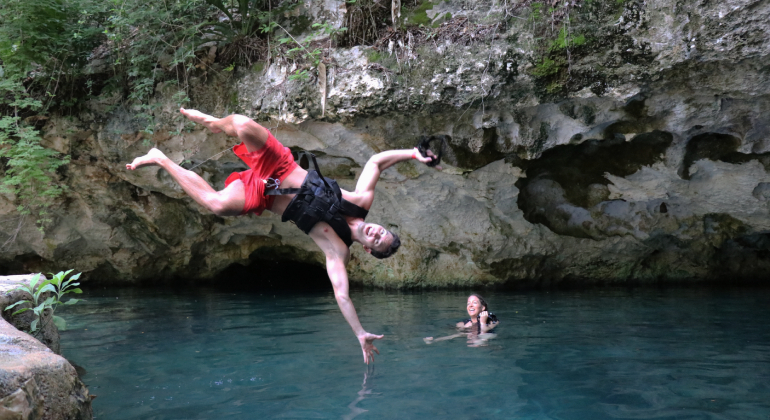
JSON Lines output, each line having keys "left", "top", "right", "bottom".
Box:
{"left": 325, "top": 252, "right": 383, "bottom": 364}
{"left": 353, "top": 149, "right": 434, "bottom": 209}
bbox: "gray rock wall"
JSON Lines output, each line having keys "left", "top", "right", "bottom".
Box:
{"left": 1, "top": 0, "right": 769, "bottom": 286}
{"left": 0, "top": 319, "right": 92, "bottom": 420}
{"left": 0, "top": 276, "right": 92, "bottom": 420}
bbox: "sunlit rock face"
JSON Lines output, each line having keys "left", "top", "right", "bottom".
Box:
{"left": 1, "top": 0, "right": 769, "bottom": 286}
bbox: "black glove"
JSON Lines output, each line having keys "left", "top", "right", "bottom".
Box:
{"left": 416, "top": 135, "right": 447, "bottom": 168}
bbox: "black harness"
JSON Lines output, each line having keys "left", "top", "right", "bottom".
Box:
{"left": 265, "top": 152, "right": 368, "bottom": 247}
{"left": 463, "top": 313, "right": 499, "bottom": 334}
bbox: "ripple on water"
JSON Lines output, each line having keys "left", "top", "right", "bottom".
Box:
{"left": 60, "top": 287, "right": 770, "bottom": 420}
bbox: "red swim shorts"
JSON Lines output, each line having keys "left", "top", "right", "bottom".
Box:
{"left": 224, "top": 130, "right": 298, "bottom": 215}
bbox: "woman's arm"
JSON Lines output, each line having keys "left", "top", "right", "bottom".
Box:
{"left": 478, "top": 311, "right": 498, "bottom": 333}
{"left": 424, "top": 333, "right": 467, "bottom": 344}
{"left": 480, "top": 321, "right": 499, "bottom": 333}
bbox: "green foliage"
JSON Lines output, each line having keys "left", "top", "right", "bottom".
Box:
{"left": 0, "top": 78, "right": 69, "bottom": 228}
{"left": 251, "top": 62, "right": 265, "bottom": 73}
{"left": 403, "top": 0, "right": 438, "bottom": 27}
{"left": 366, "top": 50, "right": 384, "bottom": 63}
{"left": 0, "top": 0, "right": 222, "bottom": 228}
{"left": 289, "top": 69, "right": 311, "bottom": 81}
{"left": 266, "top": 20, "right": 347, "bottom": 81}
{"left": 0, "top": 0, "right": 102, "bottom": 78}
{"left": 549, "top": 25, "right": 585, "bottom": 52}
{"left": 313, "top": 22, "right": 348, "bottom": 44}
{"left": 0, "top": 0, "right": 365, "bottom": 230}
{"left": 204, "top": 0, "right": 298, "bottom": 39}
{"left": 397, "top": 1, "right": 453, "bottom": 28}
{"left": 100, "top": 0, "right": 217, "bottom": 105}
{"left": 531, "top": 56, "right": 561, "bottom": 78}
{"left": 5, "top": 270, "right": 83, "bottom": 333}
{"left": 529, "top": 2, "right": 544, "bottom": 22}
{"left": 527, "top": 1, "right": 589, "bottom": 97}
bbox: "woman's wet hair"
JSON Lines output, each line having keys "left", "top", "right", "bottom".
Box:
{"left": 469, "top": 293, "right": 489, "bottom": 312}
{"left": 370, "top": 230, "right": 401, "bottom": 259}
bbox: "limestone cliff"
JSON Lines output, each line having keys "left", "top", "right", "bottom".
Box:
{"left": 1, "top": 0, "right": 769, "bottom": 286}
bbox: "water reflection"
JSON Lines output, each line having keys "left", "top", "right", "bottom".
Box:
{"left": 59, "top": 287, "right": 770, "bottom": 420}
{"left": 343, "top": 365, "right": 376, "bottom": 420}
{"left": 423, "top": 331, "right": 498, "bottom": 347}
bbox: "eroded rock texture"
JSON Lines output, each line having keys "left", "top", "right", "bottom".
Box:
{"left": 0, "top": 276, "right": 92, "bottom": 419}
{"left": 0, "top": 320, "right": 92, "bottom": 420}
{"left": 1, "top": 0, "right": 769, "bottom": 286}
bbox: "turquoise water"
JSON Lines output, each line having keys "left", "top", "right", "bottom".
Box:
{"left": 61, "top": 287, "right": 770, "bottom": 420}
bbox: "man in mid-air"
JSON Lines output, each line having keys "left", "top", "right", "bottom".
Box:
{"left": 126, "top": 108, "right": 436, "bottom": 363}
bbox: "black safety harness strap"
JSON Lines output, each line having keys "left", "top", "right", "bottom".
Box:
{"left": 265, "top": 152, "right": 329, "bottom": 196}
{"left": 264, "top": 151, "right": 369, "bottom": 220}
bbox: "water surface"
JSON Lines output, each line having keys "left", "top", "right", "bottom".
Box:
{"left": 61, "top": 287, "right": 770, "bottom": 419}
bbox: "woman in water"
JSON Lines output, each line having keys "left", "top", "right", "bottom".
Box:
{"left": 424, "top": 294, "right": 499, "bottom": 345}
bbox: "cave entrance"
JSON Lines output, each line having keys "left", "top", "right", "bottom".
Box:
{"left": 518, "top": 130, "right": 672, "bottom": 207}
{"left": 681, "top": 132, "right": 770, "bottom": 179}
{"left": 516, "top": 130, "right": 673, "bottom": 230}
{"left": 216, "top": 257, "right": 330, "bottom": 291}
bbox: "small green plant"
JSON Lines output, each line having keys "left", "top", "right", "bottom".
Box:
{"left": 288, "top": 69, "right": 311, "bottom": 81}
{"left": 5, "top": 270, "right": 83, "bottom": 333}
{"left": 529, "top": 2, "right": 544, "bottom": 22}
{"left": 526, "top": 0, "right": 590, "bottom": 97}
{"left": 549, "top": 25, "right": 585, "bottom": 52}
{"left": 261, "top": 18, "right": 348, "bottom": 81}
{"left": 532, "top": 56, "right": 561, "bottom": 77}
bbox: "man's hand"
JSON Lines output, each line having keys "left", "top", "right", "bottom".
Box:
{"left": 357, "top": 332, "right": 384, "bottom": 364}
{"left": 413, "top": 147, "right": 442, "bottom": 170}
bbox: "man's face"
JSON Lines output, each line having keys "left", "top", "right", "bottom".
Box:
{"left": 361, "top": 223, "right": 393, "bottom": 254}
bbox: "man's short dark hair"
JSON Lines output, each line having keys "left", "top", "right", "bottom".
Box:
{"left": 370, "top": 230, "right": 401, "bottom": 259}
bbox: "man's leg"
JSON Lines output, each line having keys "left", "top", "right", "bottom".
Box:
{"left": 180, "top": 108, "right": 268, "bottom": 153}
{"left": 126, "top": 148, "right": 245, "bottom": 216}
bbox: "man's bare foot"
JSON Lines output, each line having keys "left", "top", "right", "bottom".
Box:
{"left": 180, "top": 108, "right": 221, "bottom": 133}
{"left": 126, "top": 148, "right": 168, "bottom": 170}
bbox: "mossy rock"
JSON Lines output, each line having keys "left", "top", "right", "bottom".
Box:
{"left": 402, "top": 0, "right": 450, "bottom": 28}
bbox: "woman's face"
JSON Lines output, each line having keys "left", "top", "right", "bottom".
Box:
{"left": 467, "top": 295, "right": 485, "bottom": 318}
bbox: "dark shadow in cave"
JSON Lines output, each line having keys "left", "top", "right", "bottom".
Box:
{"left": 442, "top": 129, "right": 507, "bottom": 170}
{"left": 516, "top": 130, "right": 673, "bottom": 226}
{"left": 708, "top": 232, "right": 770, "bottom": 280}
{"left": 214, "top": 253, "right": 330, "bottom": 292}
{"left": 680, "top": 132, "right": 770, "bottom": 179}
{"left": 681, "top": 133, "right": 741, "bottom": 179}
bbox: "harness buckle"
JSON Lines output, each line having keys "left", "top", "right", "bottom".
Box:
{"left": 264, "top": 178, "right": 281, "bottom": 190}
